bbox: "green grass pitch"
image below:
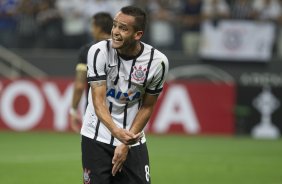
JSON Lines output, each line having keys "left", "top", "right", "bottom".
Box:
{"left": 0, "top": 131, "right": 282, "bottom": 184}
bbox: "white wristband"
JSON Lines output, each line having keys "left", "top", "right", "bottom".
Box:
{"left": 69, "top": 108, "right": 78, "bottom": 116}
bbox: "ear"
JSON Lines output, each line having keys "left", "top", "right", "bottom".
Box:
{"left": 95, "top": 26, "right": 102, "bottom": 34}
{"left": 134, "top": 31, "right": 143, "bottom": 41}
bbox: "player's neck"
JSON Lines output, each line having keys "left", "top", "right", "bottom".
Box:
{"left": 118, "top": 42, "right": 141, "bottom": 57}
{"left": 117, "top": 42, "right": 143, "bottom": 60}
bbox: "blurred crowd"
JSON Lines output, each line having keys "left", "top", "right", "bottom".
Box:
{"left": 1, "top": 0, "right": 282, "bottom": 55}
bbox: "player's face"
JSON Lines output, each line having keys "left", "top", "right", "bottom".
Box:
{"left": 111, "top": 12, "right": 143, "bottom": 51}
{"left": 91, "top": 22, "right": 99, "bottom": 40}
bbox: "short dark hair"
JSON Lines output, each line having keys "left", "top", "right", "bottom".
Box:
{"left": 92, "top": 12, "right": 113, "bottom": 35}
{"left": 120, "top": 6, "right": 147, "bottom": 32}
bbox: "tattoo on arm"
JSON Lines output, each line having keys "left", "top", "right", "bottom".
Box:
{"left": 90, "top": 80, "right": 106, "bottom": 88}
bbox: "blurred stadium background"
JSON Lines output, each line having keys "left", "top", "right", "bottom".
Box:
{"left": 1, "top": 0, "right": 282, "bottom": 183}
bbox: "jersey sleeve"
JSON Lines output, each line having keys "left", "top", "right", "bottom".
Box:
{"left": 145, "top": 56, "right": 169, "bottom": 95}
{"left": 87, "top": 43, "right": 108, "bottom": 82}
{"left": 78, "top": 43, "right": 91, "bottom": 64}
{"left": 76, "top": 44, "right": 92, "bottom": 72}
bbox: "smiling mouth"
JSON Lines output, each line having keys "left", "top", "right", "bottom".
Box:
{"left": 112, "top": 35, "right": 122, "bottom": 42}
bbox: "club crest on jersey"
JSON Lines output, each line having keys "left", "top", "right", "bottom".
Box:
{"left": 132, "top": 65, "right": 147, "bottom": 82}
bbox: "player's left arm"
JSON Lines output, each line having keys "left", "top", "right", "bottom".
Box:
{"left": 130, "top": 58, "right": 169, "bottom": 134}
{"left": 129, "top": 93, "right": 158, "bottom": 134}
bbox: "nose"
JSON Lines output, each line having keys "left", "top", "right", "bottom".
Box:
{"left": 112, "top": 26, "right": 119, "bottom": 36}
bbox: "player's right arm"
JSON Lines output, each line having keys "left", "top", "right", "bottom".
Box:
{"left": 69, "top": 63, "right": 87, "bottom": 133}
{"left": 90, "top": 80, "right": 140, "bottom": 144}
{"left": 87, "top": 43, "right": 140, "bottom": 144}
{"left": 70, "top": 44, "right": 91, "bottom": 132}
{"left": 72, "top": 64, "right": 87, "bottom": 108}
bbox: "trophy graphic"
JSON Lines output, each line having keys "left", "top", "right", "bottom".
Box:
{"left": 252, "top": 86, "right": 280, "bottom": 139}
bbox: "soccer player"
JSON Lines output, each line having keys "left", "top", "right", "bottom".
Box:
{"left": 81, "top": 6, "right": 169, "bottom": 184}
{"left": 69, "top": 12, "right": 113, "bottom": 133}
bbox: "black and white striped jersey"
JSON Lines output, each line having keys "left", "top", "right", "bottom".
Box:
{"left": 81, "top": 39, "right": 169, "bottom": 146}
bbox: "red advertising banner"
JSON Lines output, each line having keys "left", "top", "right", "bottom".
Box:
{"left": 147, "top": 81, "right": 236, "bottom": 135}
{"left": 0, "top": 78, "right": 74, "bottom": 131}
{"left": 0, "top": 78, "right": 235, "bottom": 134}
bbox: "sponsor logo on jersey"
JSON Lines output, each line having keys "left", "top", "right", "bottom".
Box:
{"left": 132, "top": 65, "right": 147, "bottom": 82}
{"left": 106, "top": 88, "right": 141, "bottom": 101}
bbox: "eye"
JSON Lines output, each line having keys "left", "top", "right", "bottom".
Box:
{"left": 120, "top": 26, "right": 128, "bottom": 31}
